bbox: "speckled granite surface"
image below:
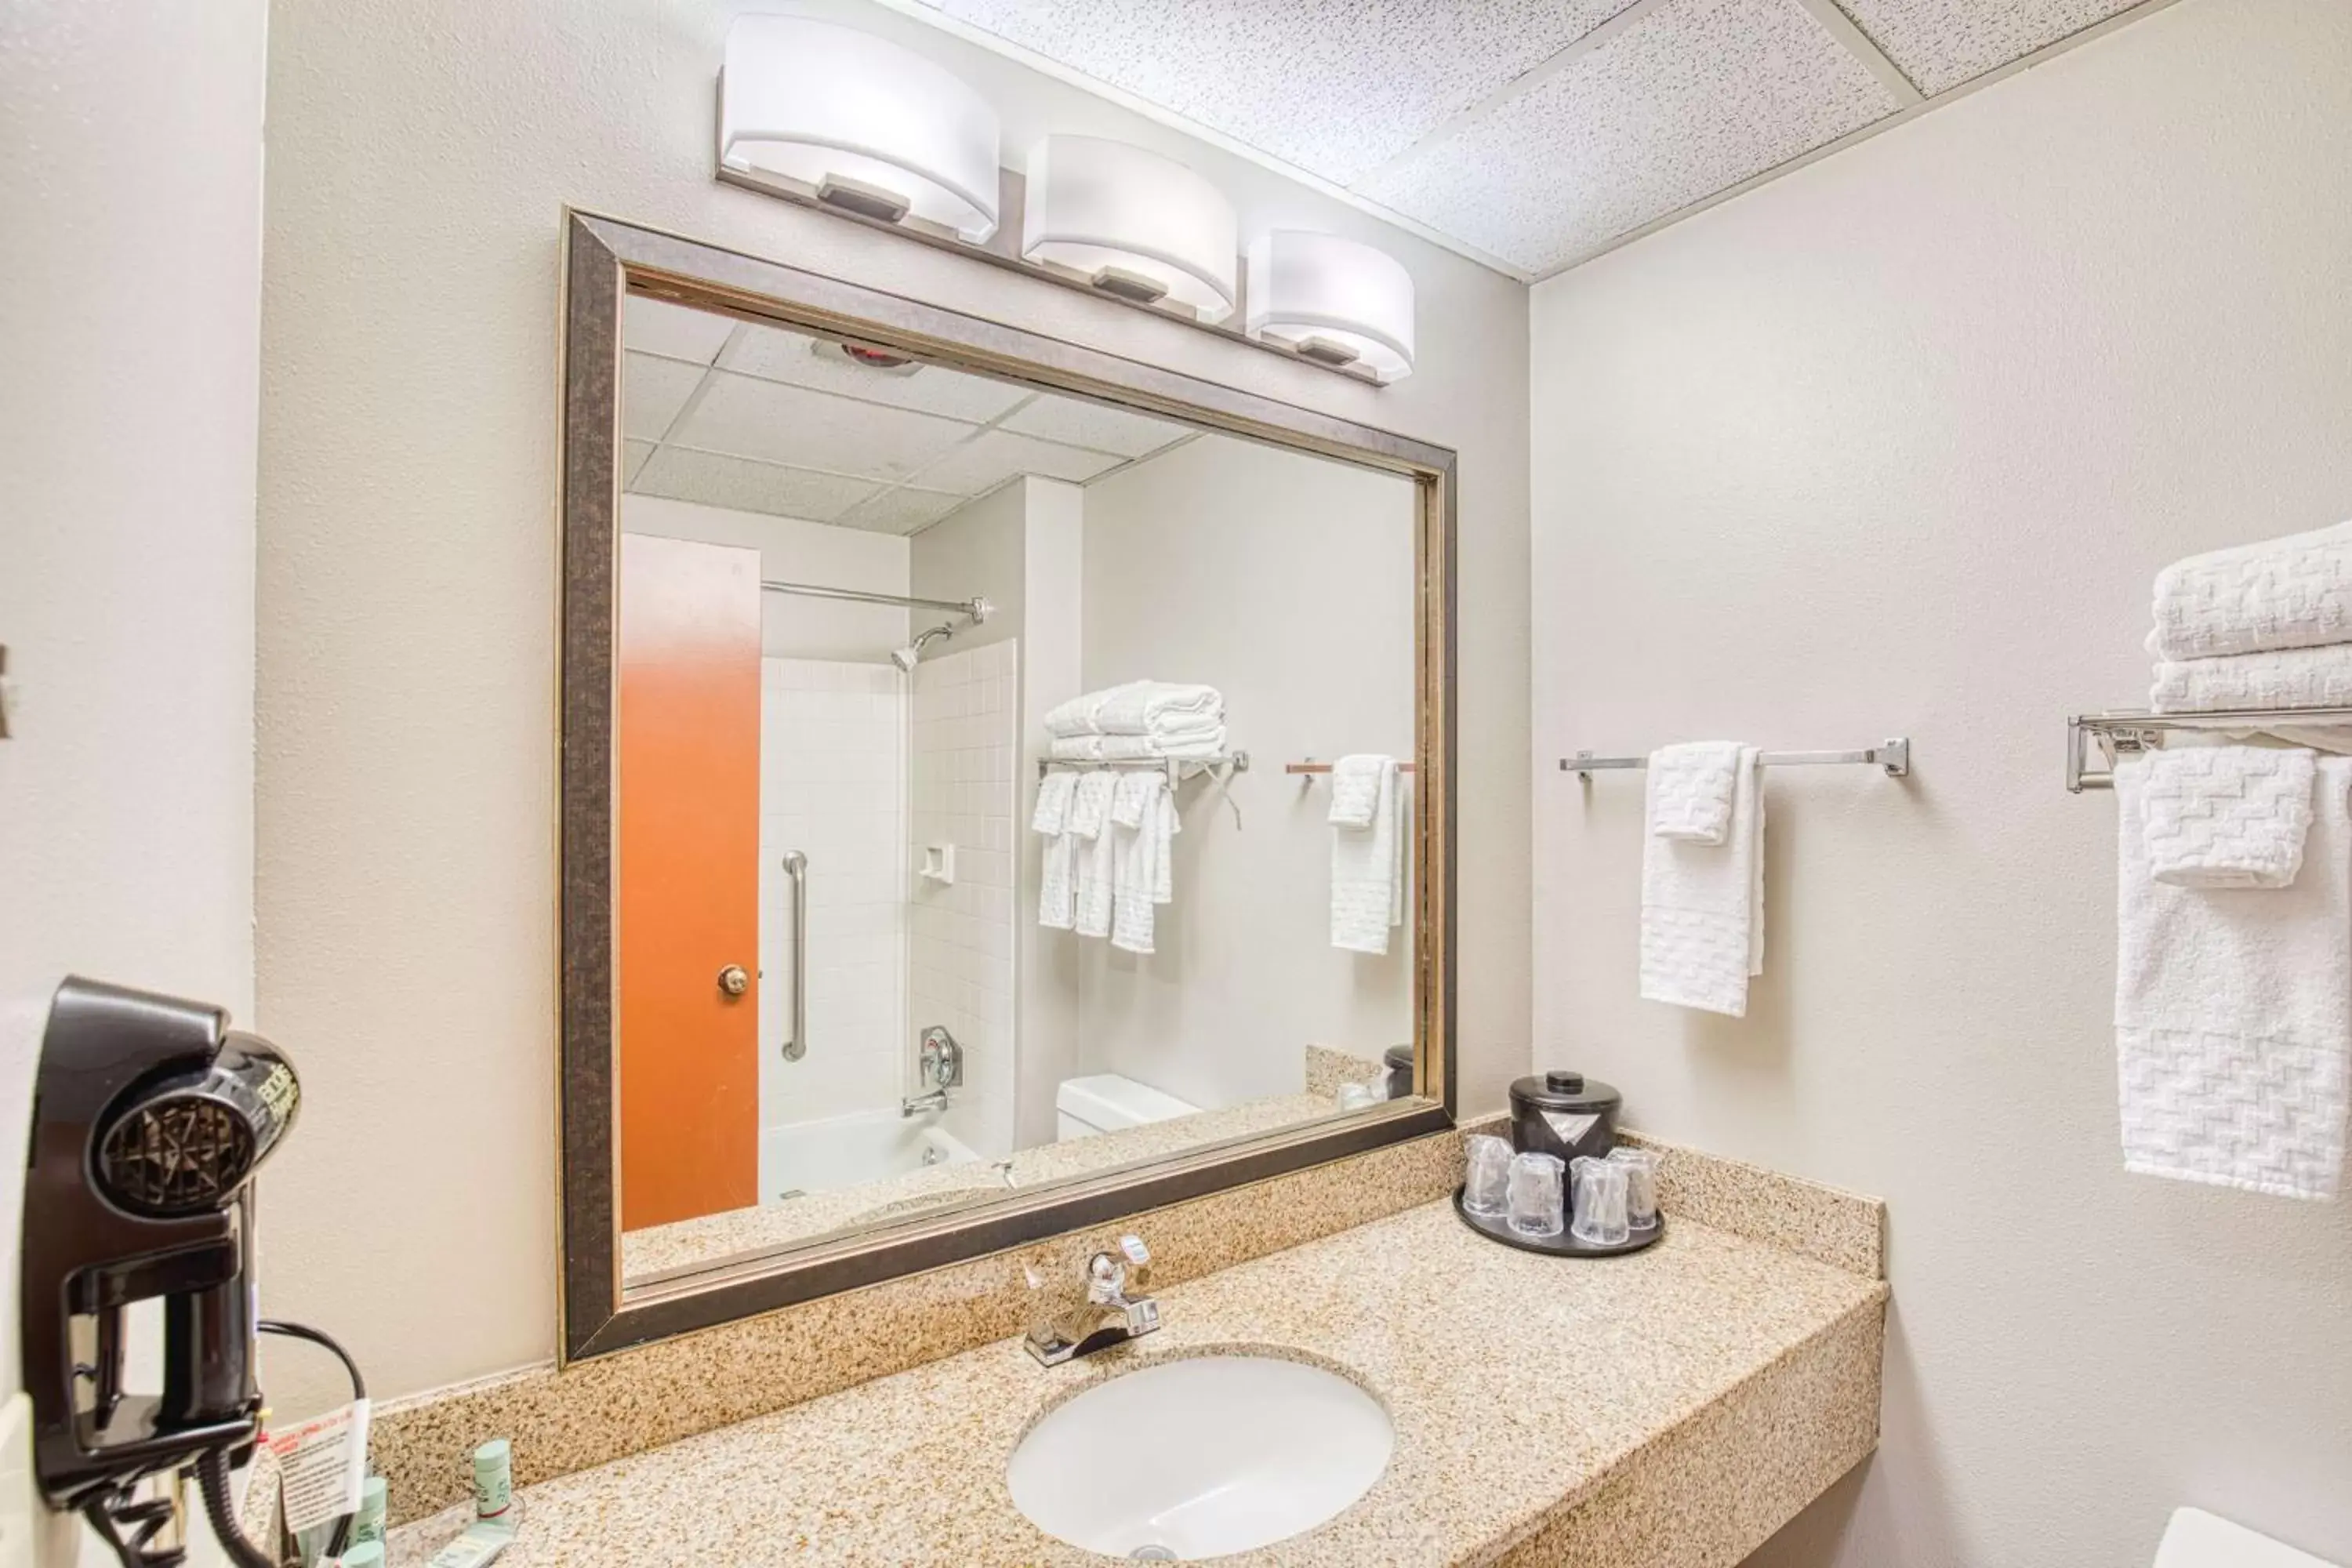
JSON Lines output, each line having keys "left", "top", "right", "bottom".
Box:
{"left": 370, "top": 1111, "right": 1472, "bottom": 1526}
{"left": 386, "top": 1201, "right": 1886, "bottom": 1566}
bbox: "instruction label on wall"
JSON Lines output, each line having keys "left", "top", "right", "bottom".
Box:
{"left": 268, "top": 1398, "right": 372, "bottom": 1534}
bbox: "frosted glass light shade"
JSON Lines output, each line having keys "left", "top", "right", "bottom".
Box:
{"left": 1022, "top": 136, "right": 1238, "bottom": 323}
{"left": 1245, "top": 231, "right": 1416, "bottom": 383}
{"left": 720, "top": 17, "right": 1000, "bottom": 243}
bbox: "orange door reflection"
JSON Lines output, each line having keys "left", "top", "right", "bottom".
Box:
{"left": 617, "top": 532, "right": 761, "bottom": 1230}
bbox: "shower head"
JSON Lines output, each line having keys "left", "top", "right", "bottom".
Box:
{"left": 892, "top": 621, "right": 959, "bottom": 672}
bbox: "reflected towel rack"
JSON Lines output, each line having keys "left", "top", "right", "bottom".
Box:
{"left": 1036, "top": 751, "right": 1249, "bottom": 787}
{"left": 1286, "top": 759, "right": 1417, "bottom": 776}
{"left": 1561, "top": 739, "right": 1911, "bottom": 781}
{"left": 2067, "top": 708, "right": 2352, "bottom": 792}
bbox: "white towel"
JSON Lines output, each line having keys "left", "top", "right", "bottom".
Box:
{"left": 1331, "top": 758, "right": 1404, "bottom": 954}
{"left": 1112, "top": 775, "right": 1171, "bottom": 955}
{"left": 1095, "top": 681, "right": 1222, "bottom": 739}
{"left": 1327, "top": 755, "right": 1388, "bottom": 829}
{"left": 1043, "top": 681, "right": 1224, "bottom": 739}
{"left": 2115, "top": 755, "right": 2351, "bottom": 1199}
{"left": 2151, "top": 517, "right": 2352, "bottom": 662}
{"left": 1639, "top": 746, "right": 1765, "bottom": 1017}
{"left": 2140, "top": 746, "right": 2317, "bottom": 890}
{"left": 2151, "top": 643, "right": 2352, "bottom": 753}
{"left": 1069, "top": 772, "right": 1117, "bottom": 939}
{"left": 1032, "top": 768, "right": 1076, "bottom": 835}
{"left": 1646, "top": 742, "right": 1744, "bottom": 845}
{"left": 1042, "top": 683, "right": 1136, "bottom": 739}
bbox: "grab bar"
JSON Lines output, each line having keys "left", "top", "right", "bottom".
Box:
{"left": 779, "top": 850, "right": 808, "bottom": 1062}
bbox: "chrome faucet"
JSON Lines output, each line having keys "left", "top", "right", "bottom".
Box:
{"left": 899, "top": 1024, "right": 964, "bottom": 1118}
{"left": 1025, "top": 1235, "right": 1160, "bottom": 1366}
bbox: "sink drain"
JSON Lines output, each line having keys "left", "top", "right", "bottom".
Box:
{"left": 1128, "top": 1548, "right": 1178, "bottom": 1562}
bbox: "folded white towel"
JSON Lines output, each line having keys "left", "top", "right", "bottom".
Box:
{"left": 1042, "top": 681, "right": 1224, "bottom": 739}
{"left": 1069, "top": 772, "right": 1117, "bottom": 939}
{"left": 1331, "top": 759, "right": 1404, "bottom": 954}
{"left": 1327, "top": 755, "right": 1388, "bottom": 829}
{"left": 1039, "top": 832, "right": 1076, "bottom": 930}
{"left": 1646, "top": 742, "right": 1744, "bottom": 844}
{"left": 2151, "top": 517, "right": 2352, "bottom": 662}
{"left": 1042, "top": 683, "right": 1137, "bottom": 739}
{"left": 2141, "top": 746, "right": 2317, "bottom": 890}
{"left": 1096, "top": 681, "right": 1222, "bottom": 739}
{"left": 1639, "top": 746, "right": 1765, "bottom": 1016}
{"left": 2115, "top": 755, "right": 2351, "bottom": 1199}
{"left": 2150, "top": 643, "right": 2352, "bottom": 753}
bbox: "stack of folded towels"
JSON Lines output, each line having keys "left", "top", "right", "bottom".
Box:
{"left": 1041, "top": 681, "right": 1225, "bottom": 761}
{"left": 1031, "top": 681, "right": 1225, "bottom": 956}
{"left": 2149, "top": 517, "right": 2352, "bottom": 746}
{"left": 2118, "top": 517, "right": 2352, "bottom": 1202}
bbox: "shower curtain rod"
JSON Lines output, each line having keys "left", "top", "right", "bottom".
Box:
{"left": 760, "top": 579, "right": 990, "bottom": 622}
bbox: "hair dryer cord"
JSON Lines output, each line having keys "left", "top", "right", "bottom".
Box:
{"left": 197, "top": 1446, "right": 279, "bottom": 1568}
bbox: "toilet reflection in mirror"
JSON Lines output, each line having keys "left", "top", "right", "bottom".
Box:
{"left": 610, "top": 289, "right": 1425, "bottom": 1288}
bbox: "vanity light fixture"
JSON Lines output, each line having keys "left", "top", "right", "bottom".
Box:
{"left": 718, "top": 16, "right": 1001, "bottom": 242}
{"left": 1244, "top": 230, "right": 1417, "bottom": 384}
{"left": 1022, "top": 136, "right": 1238, "bottom": 324}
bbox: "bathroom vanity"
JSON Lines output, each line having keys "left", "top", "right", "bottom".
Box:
{"left": 378, "top": 1124, "right": 1884, "bottom": 1566}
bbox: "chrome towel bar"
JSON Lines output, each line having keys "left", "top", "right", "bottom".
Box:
{"left": 1560, "top": 739, "right": 1911, "bottom": 781}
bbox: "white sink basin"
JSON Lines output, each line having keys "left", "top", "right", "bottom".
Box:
{"left": 1006, "top": 1354, "right": 1392, "bottom": 1561}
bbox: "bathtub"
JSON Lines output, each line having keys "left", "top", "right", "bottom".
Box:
{"left": 760, "top": 1107, "right": 980, "bottom": 1201}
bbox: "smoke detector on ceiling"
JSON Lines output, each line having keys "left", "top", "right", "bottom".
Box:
{"left": 815, "top": 336, "right": 921, "bottom": 377}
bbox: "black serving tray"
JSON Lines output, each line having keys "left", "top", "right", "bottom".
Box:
{"left": 1451, "top": 1185, "right": 1664, "bottom": 1258}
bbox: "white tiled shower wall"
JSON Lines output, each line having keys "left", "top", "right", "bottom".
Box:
{"left": 908, "top": 640, "right": 1019, "bottom": 1160}
{"left": 757, "top": 659, "right": 906, "bottom": 1177}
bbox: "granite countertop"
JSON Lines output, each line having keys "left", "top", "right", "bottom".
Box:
{"left": 392, "top": 1198, "right": 1886, "bottom": 1566}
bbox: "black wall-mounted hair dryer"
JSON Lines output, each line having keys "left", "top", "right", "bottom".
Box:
{"left": 22, "top": 976, "right": 304, "bottom": 1567}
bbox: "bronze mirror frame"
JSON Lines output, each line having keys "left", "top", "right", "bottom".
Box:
{"left": 557, "top": 211, "right": 1457, "bottom": 1361}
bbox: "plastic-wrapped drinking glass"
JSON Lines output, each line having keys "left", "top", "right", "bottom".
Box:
{"left": 1570, "top": 1153, "right": 1606, "bottom": 1214}
{"left": 1507, "top": 1151, "right": 1566, "bottom": 1238}
{"left": 1464, "top": 1134, "right": 1512, "bottom": 1217}
{"left": 1571, "top": 1159, "right": 1630, "bottom": 1245}
{"left": 1606, "top": 1145, "right": 1661, "bottom": 1228}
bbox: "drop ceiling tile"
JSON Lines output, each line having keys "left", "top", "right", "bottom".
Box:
{"left": 998, "top": 394, "right": 1192, "bottom": 458}
{"left": 622, "top": 439, "right": 655, "bottom": 486}
{"left": 631, "top": 448, "right": 880, "bottom": 521}
{"left": 833, "top": 485, "right": 972, "bottom": 535}
{"left": 622, "top": 353, "right": 706, "bottom": 442}
{"left": 1830, "top": 0, "right": 2143, "bottom": 95}
{"left": 721, "top": 325, "right": 1033, "bottom": 423}
{"left": 925, "top": 0, "right": 1645, "bottom": 184}
{"left": 623, "top": 294, "right": 737, "bottom": 365}
{"left": 670, "top": 372, "right": 976, "bottom": 482}
{"left": 908, "top": 430, "right": 1123, "bottom": 493}
{"left": 1356, "top": 0, "right": 1902, "bottom": 274}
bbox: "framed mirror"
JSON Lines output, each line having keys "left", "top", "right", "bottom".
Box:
{"left": 559, "top": 212, "right": 1456, "bottom": 1359}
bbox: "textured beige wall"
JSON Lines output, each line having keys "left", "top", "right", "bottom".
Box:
{"left": 1076, "top": 435, "right": 1419, "bottom": 1109}
{"left": 1528, "top": 2, "right": 2352, "bottom": 1563}
{"left": 255, "top": 0, "right": 1528, "bottom": 1413}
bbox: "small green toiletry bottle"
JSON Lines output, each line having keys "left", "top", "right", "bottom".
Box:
{"left": 341, "top": 1542, "right": 387, "bottom": 1568}
{"left": 473, "top": 1438, "right": 513, "bottom": 1524}
{"left": 351, "top": 1475, "right": 389, "bottom": 1546}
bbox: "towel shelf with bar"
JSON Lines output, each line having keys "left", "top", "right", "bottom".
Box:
{"left": 1560, "top": 739, "right": 1911, "bottom": 781}
{"left": 1036, "top": 751, "right": 1249, "bottom": 786}
{"left": 2067, "top": 707, "right": 2352, "bottom": 792}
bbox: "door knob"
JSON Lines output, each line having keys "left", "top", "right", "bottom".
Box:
{"left": 717, "top": 964, "right": 750, "bottom": 996}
